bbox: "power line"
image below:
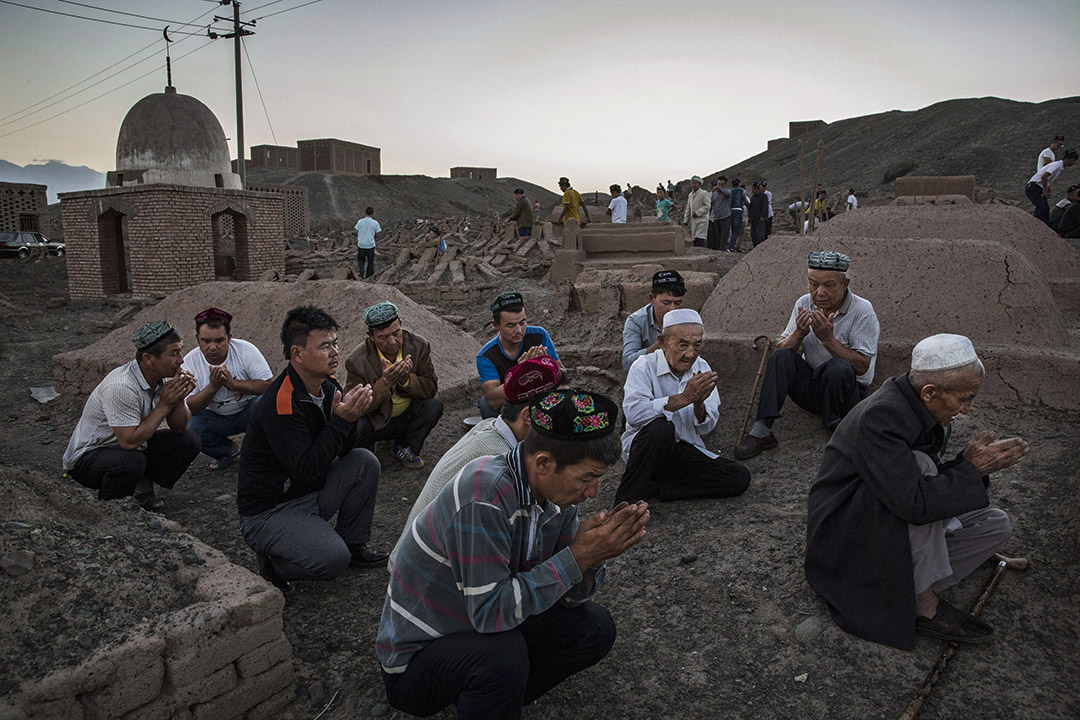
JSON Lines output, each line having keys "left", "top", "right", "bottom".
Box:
{"left": 251, "top": 0, "right": 323, "bottom": 22}
{"left": 0, "top": 39, "right": 216, "bottom": 139}
{"left": 246, "top": 0, "right": 289, "bottom": 13}
{"left": 0, "top": 0, "right": 205, "bottom": 34}
{"left": 242, "top": 37, "right": 277, "bottom": 144}
{"left": 54, "top": 0, "right": 208, "bottom": 28}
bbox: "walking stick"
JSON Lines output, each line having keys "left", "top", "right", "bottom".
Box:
{"left": 896, "top": 554, "right": 1029, "bottom": 720}
{"left": 737, "top": 335, "right": 772, "bottom": 445}
{"left": 798, "top": 139, "right": 806, "bottom": 235}
{"left": 808, "top": 140, "right": 823, "bottom": 235}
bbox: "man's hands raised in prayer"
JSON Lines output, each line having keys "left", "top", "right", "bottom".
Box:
{"left": 382, "top": 355, "right": 413, "bottom": 386}
{"left": 570, "top": 501, "right": 651, "bottom": 571}
{"left": 964, "top": 431, "right": 1029, "bottom": 475}
{"left": 160, "top": 369, "right": 196, "bottom": 408}
{"left": 332, "top": 383, "right": 373, "bottom": 422}
{"left": 519, "top": 345, "right": 549, "bottom": 363}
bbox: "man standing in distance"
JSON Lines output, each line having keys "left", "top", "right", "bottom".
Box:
{"left": 508, "top": 188, "right": 534, "bottom": 237}
{"left": 355, "top": 207, "right": 381, "bottom": 279}
{"left": 683, "top": 175, "right": 711, "bottom": 248}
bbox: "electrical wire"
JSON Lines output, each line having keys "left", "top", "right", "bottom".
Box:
{"left": 242, "top": 37, "right": 277, "bottom": 144}
{"left": 251, "top": 0, "right": 323, "bottom": 22}
{"left": 0, "top": 39, "right": 216, "bottom": 139}
{"left": 0, "top": 0, "right": 204, "bottom": 34}
{"left": 245, "top": 0, "right": 289, "bottom": 14}
{"left": 54, "top": 0, "right": 208, "bottom": 28}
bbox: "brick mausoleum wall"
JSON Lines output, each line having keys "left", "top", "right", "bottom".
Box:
{"left": 60, "top": 185, "right": 284, "bottom": 300}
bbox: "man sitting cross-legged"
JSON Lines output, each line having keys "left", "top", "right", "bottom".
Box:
{"left": 63, "top": 321, "right": 200, "bottom": 511}
{"left": 387, "top": 355, "right": 563, "bottom": 571}
{"left": 615, "top": 309, "right": 750, "bottom": 505}
{"left": 184, "top": 307, "right": 273, "bottom": 470}
{"left": 344, "top": 301, "right": 443, "bottom": 470}
{"left": 735, "top": 250, "right": 880, "bottom": 460}
{"left": 475, "top": 291, "right": 564, "bottom": 419}
{"left": 237, "top": 306, "right": 389, "bottom": 592}
{"left": 378, "top": 390, "right": 650, "bottom": 720}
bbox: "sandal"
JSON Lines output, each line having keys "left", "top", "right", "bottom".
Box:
{"left": 134, "top": 491, "right": 165, "bottom": 512}
{"left": 208, "top": 449, "right": 241, "bottom": 471}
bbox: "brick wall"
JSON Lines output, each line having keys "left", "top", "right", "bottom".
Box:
{"left": 60, "top": 185, "right": 285, "bottom": 300}
{"left": 297, "top": 139, "right": 380, "bottom": 175}
{"left": 450, "top": 167, "right": 497, "bottom": 180}
{"left": 246, "top": 184, "right": 309, "bottom": 236}
{"left": 788, "top": 120, "right": 826, "bottom": 138}
{"left": 893, "top": 175, "right": 976, "bottom": 200}
{"left": 1, "top": 181, "right": 47, "bottom": 232}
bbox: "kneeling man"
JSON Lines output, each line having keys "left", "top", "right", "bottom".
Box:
{"left": 238, "top": 306, "right": 389, "bottom": 592}
{"left": 805, "top": 334, "right": 1028, "bottom": 649}
{"left": 63, "top": 321, "right": 200, "bottom": 511}
{"left": 736, "top": 250, "right": 879, "bottom": 459}
{"left": 184, "top": 307, "right": 273, "bottom": 470}
{"left": 345, "top": 301, "right": 443, "bottom": 469}
{"left": 615, "top": 309, "right": 750, "bottom": 504}
{"left": 378, "top": 390, "right": 650, "bottom": 719}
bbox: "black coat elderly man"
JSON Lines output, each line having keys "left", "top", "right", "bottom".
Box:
{"left": 805, "top": 334, "right": 1028, "bottom": 649}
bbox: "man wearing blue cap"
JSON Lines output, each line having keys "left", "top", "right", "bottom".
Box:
{"left": 63, "top": 321, "right": 200, "bottom": 511}
{"left": 735, "top": 251, "right": 880, "bottom": 459}
{"left": 344, "top": 301, "right": 443, "bottom": 470}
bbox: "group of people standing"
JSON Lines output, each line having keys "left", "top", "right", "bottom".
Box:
{"left": 1026, "top": 134, "right": 1079, "bottom": 237}
{"left": 677, "top": 174, "right": 773, "bottom": 251}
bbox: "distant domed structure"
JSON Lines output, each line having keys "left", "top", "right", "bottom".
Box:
{"left": 107, "top": 85, "right": 241, "bottom": 189}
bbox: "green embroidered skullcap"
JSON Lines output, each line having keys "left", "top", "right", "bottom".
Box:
{"left": 808, "top": 251, "right": 851, "bottom": 272}
{"left": 490, "top": 292, "right": 524, "bottom": 313}
{"left": 132, "top": 321, "right": 174, "bottom": 352}
{"left": 528, "top": 389, "right": 618, "bottom": 441}
{"left": 363, "top": 301, "right": 399, "bottom": 328}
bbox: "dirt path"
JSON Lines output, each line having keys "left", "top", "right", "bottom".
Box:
{"left": 1, "top": 258, "right": 1077, "bottom": 720}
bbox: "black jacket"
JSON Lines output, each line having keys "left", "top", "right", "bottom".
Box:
{"left": 804, "top": 373, "right": 990, "bottom": 650}
{"left": 237, "top": 364, "right": 357, "bottom": 517}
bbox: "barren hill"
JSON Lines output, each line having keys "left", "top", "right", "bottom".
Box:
{"left": 703, "top": 96, "right": 1079, "bottom": 204}
{"left": 243, "top": 169, "right": 562, "bottom": 232}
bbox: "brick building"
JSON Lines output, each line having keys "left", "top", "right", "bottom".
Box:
{"left": 788, "top": 120, "right": 827, "bottom": 138}
{"left": 246, "top": 183, "right": 309, "bottom": 236}
{"left": 0, "top": 181, "right": 47, "bottom": 232}
{"left": 61, "top": 84, "right": 285, "bottom": 300}
{"left": 450, "top": 166, "right": 497, "bottom": 180}
{"left": 298, "top": 139, "right": 380, "bottom": 175}
{"left": 248, "top": 144, "right": 299, "bottom": 170}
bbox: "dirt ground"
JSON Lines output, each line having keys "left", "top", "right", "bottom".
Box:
{"left": 1, "top": 257, "right": 1077, "bottom": 720}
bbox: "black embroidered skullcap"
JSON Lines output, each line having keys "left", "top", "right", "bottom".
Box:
{"left": 808, "top": 251, "right": 851, "bottom": 272}
{"left": 651, "top": 270, "right": 684, "bottom": 292}
{"left": 132, "top": 321, "right": 174, "bottom": 352}
{"left": 491, "top": 292, "right": 524, "bottom": 313}
{"left": 528, "top": 389, "right": 618, "bottom": 441}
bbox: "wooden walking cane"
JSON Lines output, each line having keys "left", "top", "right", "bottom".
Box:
{"left": 807, "top": 140, "right": 824, "bottom": 235}
{"left": 897, "top": 554, "right": 1029, "bottom": 720}
{"left": 798, "top": 140, "right": 806, "bottom": 236}
{"left": 737, "top": 335, "right": 772, "bottom": 445}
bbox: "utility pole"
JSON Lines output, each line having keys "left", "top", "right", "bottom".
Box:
{"left": 211, "top": 1, "right": 255, "bottom": 188}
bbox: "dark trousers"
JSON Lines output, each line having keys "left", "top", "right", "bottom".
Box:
{"left": 615, "top": 418, "right": 750, "bottom": 505}
{"left": 750, "top": 219, "right": 767, "bottom": 246}
{"left": 187, "top": 397, "right": 258, "bottom": 462}
{"left": 765, "top": 216, "right": 773, "bottom": 238}
{"left": 1025, "top": 182, "right": 1050, "bottom": 225}
{"left": 730, "top": 210, "right": 744, "bottom": 249}
{"left": 755, "top": 348, "right": 865, "bottom": 429}
{"left": 239, "top": 448, "right": 380, "bottom": 581}
{"left": 712, "top": 216, "right": 731, "bottom": 250}
{"left": 382, "top": 601, "right": 616, "bottom": 720}
{"left": 477, "top": 395, "right": 498, "bottom": 420}
{"left": 517, "top": 226, "right": 533, "bottom": 237}
{"left": 357, "top": 247, "right": 376, "bottom": 278}
{"left": 356, "top": 397, "right": 443, "bottom": 453}
{"left": 69, "top": 429, "right": 200, "bottom": 500}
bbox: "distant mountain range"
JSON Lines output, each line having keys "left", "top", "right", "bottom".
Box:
{"left": 0, "top": 160, "right": 105, "bottom": 203}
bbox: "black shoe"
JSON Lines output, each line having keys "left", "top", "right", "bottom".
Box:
{"left": 348, "top": 544, "right": 389, "bottom": 569}
{"left": 916, "top": 599, "right": 994, "bottom": 644}
{"left": 257, "top": 553, "right": 292, "bottom": 593}
{"left": 734, "top": 433, "right": 778, "bottom": 460}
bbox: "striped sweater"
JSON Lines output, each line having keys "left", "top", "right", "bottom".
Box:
{"left": 376, "top": 445, "right": 603, "bottom": 673}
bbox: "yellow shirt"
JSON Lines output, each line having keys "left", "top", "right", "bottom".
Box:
{"left": 378, "top": 348, "right": 412, "bottom": 418}
{"left": 561, "top": 188, "right": 583, "bottom": 223}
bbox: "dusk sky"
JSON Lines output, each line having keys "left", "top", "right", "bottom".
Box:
{"left": 1, "top": 0, "right": 1077, "bottom": 193}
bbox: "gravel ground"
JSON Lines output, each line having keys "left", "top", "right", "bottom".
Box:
{"left": 1, "top": 257, "right": 1077, "bottom": 720}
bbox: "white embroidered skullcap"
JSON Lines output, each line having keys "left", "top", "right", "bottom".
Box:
{"left": 911, "top": 334, "right": 979, "bottom": 371}
{"left": 662, "top": 308, "right": 704, "bottom": 330}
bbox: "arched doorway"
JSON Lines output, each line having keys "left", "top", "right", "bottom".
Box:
{"left": 211, "top": 209, "right": 249, "bottom": 280}
{"left": 96, "top": 209, "right": 131, "bottom": 294}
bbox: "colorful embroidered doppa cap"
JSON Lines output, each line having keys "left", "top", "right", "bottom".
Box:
{"left": 363, "top": 301, "right": 399, "bottom": 328}
{"left": 132, "top": 321, "right": 174, "bottom": 352}
{"left": 528, "top": 389, "right": 618, "bottom": 440}
{"left": 504, "top": 357, "right": 563, "bottom": 403}
{"left": 808, "top": 251, "right": 851, "bottom": 272}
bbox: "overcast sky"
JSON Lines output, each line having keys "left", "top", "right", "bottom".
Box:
{"left": 1, "top": 0, "right": 1077, "bottom": 193}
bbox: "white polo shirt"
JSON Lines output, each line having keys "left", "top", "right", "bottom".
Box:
{"left": 781, "top": 290, "right": 880, "bottom": 386}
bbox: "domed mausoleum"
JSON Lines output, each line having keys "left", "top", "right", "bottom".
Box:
{"left": 107, "top": 86, "right": 242, "bottom": 190}
{"left": 60, "top": 85, "right": 284, "bottom": 299}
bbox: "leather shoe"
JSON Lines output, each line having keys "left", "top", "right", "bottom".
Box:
{"left": 257, "top": 553, "right": 292, "bottom": 593}
{"left": 916, "top": 599, "right": 994, "bottom": 643}
{"left": 348, "top": 544, "right": 390, "bottom": 569}
{"left": 734, "top": 433, "right": 778, "bottom": 460}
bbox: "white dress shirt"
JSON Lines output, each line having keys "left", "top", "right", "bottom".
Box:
{"left": 621, "top": 350, "right": 720, "bottom": 461}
